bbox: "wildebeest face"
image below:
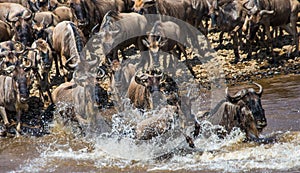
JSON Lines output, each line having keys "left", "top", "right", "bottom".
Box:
{"left": 240, "top": 106, "right": 260, "bottom": 138}
{"left": 226, "top": 83, "right": 267, "bottom": 135}
{"left": 14, "top": 19, "right": 33, "bottom": 47}
{"left": 12, "top": 66, "right": 31, "bottom": 103}
{"left": 143, "top": 35, "right": 167, "bottom": 65}
{"left": 241, "top": 92, "right": 267, "bottom": 132}
{"left": 70, "top": 0, "right": 87, "bottom": 25}
{"left": 245, "top": 6, "right": 274, "bottom": 40}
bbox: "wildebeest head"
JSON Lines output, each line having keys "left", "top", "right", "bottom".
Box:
{"left": 207, "top": 0, "right": 242, "bottom": 31}
{"left": 226, "top": 82, "right": 267, "bottom": 136}
{"left": 143, "top": 34, "right": 167, "bottom": 65}
{"left": 6, "top": 11, "right": 34, "bottom": 47}
{"left": 97, "top": 11, "right": 123, "bottom": 67}
{"left": 69, "top": 0, "right": 88, "bottom": 26}
{"left": 32, "top": 15, "right": 55, "bottom": 40}
{"left": 0, "top": 42, "right": 26, "bottom": 73}
{"left": 32, "top": 39, "right": 53, "bottom": 72}
{"left": 135, "top": 68, "right": 164, "bottom": 93}
{"left": 242, "top": 0, "right": 274, "bottom": 40}
{"left": 207, "top": 0, "right": 219, "bottom": 29}
{"left": 27, "top": 0, "right": 41, "bottom": 12}
{"left": 5, "top": 58, "right": 33, "bottom": 103}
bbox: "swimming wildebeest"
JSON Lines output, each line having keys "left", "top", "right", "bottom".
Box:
{"left": 196, "top": 82, "right": 267, "bottom": 140}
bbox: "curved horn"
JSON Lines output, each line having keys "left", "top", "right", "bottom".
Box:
{"left": 97, "top": 67, "right": 105, "bottom": 78}
{"left": 226, "top": 87, "right": 239, "bottom": 103}
{"left": 4, "top": 65, "right": 16, "bottom": 74}
{"left": 259, "top": 10, "right": 274, "bottom": 16}
{"left": 242, "top": 1, "right": 251, "bottom": 11}
{"left": 13, "top": 41, "right": 26, "bottom": 54}
{"left": 5, "top": 12, "right": 18, "bottom": 23}
{"left": 23, "top": 10, "right": 33, "bottom": 21}
{"left": 22, "top": 56, "right": 33, "bottom": 69}
{"left": 157, "top": 35, "right": 161, "bottom": 42}
{"left": 0, "top": 51, "right": 9, "bottom": 58}
{"left": 91, "top": 23, "right": 100, "bottom": 35}
{"left": 253, "top": 82, "right": 263, "bottom": 96}
{"left": 65, "top": 56, "right": 78, "bottom": 69}
{"left": 87, "top": 58, "right": 98, "bottom": 67}
{"left": 0, "top": 58, "right": 4, "bottom": 67}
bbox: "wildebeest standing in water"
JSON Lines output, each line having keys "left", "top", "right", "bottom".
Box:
{"left": 52, "top": 63, "right": 116, "bottom": 134}
{"left": 126, "top": 68, "right": 188, "bottom": 140}
{"left": 0, "top": 59, "right": 32, "bottom": 136}
{"left": 197, "top": 82, "right": 267, "bottom": 140}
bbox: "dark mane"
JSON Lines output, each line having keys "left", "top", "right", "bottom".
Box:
{"left": 208, "top": 99, "right": 227, "bottom": 116}
{"left": 69, "top": 22, "right": 84, "bottom": 53}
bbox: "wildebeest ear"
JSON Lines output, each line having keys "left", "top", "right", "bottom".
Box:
{"left": 142, "top": 39, "right": 150, "bottom": 47}
{"left": 159, "top": 39, "right": 167, "bottom": 47}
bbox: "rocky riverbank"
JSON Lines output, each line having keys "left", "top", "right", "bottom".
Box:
{"left": 191, "top": 32, "right": 300, "bottom": 88}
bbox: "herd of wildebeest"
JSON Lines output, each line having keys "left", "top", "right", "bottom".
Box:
{"left": 0, "top": 0, "right": 298, "bottom": 147}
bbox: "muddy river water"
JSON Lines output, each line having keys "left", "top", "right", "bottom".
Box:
{"left": 1, "top": 74, "right": 300, "bottom": 173}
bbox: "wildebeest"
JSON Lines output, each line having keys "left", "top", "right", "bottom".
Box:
{"left": 52, "top": 21, "right": 85, "bottom": 81}
{"left": 0, "top": 59, "right": 32, "bottom": 135}
{"left": 0, "top": 41, "right": 26, "bottom": 74}
{"left": 5, "top": 10, "right": 34, "bottom": 47}
{"left": 132, "top": 0, "right": 211, "bottom": 35}
{"left": 97, "top": 10, "right": 148, "bottom": 67}
{"left": 0, "top": 3, "right": 33, "bottom": 22}
{"left": 0, "top": 40, "right": 24, "bottom": 53}
{"left": 134, "top": 105, "right": 179, "bottom": 140}
{"left": 28, "top": 39, "right": 54, "bottom": 105}
{"left": 142, "top": 20, "right": 187, "bottom": 69}
{"left": 52, "top": 63, "right": 115, "bottom": 132}
{"left": 208, "top": 0, "right": 248, "bottom": 62}
{"left": 198, "top": 82, "right": 267, "bottom": 139}
{"left": 68, "top": 0, "right": 127, "bottom": 37}
{"left": 52, "top": 6, "right": 77, "bottom": 24}
{"left": 32, "top": 12, "right": 59, "bottom": 40}
{"left": 0, "top": 0, "right": 41, "bottom": 12}
{"left": 127, "top": 68, "right": 179, "bottom": 110}
{"left": 242, "top": 0, "right": 300, "bottom": 57}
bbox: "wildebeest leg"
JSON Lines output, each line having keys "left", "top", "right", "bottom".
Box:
{"left": 0, "top": 107, "right": 9, "bottom": 126}
{"left": 232, "top": 31, "right": 240, "bottom": 63}
{"left": 16, "top": 110, "right": 22, "bottom": 136}
{"left": 176, "top": 43, "right": 188, "bottom": 61}
{"left": 198, "top": 20, "right": 208, "bottom": 36}
{"left": 281, "top": 24, "right": 299, "bottom": 56}
{"left": 219, "top": 31, "right": 224, "bottom": 45}
{"left": 53, "top": 52, "right": 61, "bottom": 77}
{"left": 290, "top": 10, "right": 299, "bottom": 56}
{"left": 264, "top": 25, "right": 275, "bottom": 57}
